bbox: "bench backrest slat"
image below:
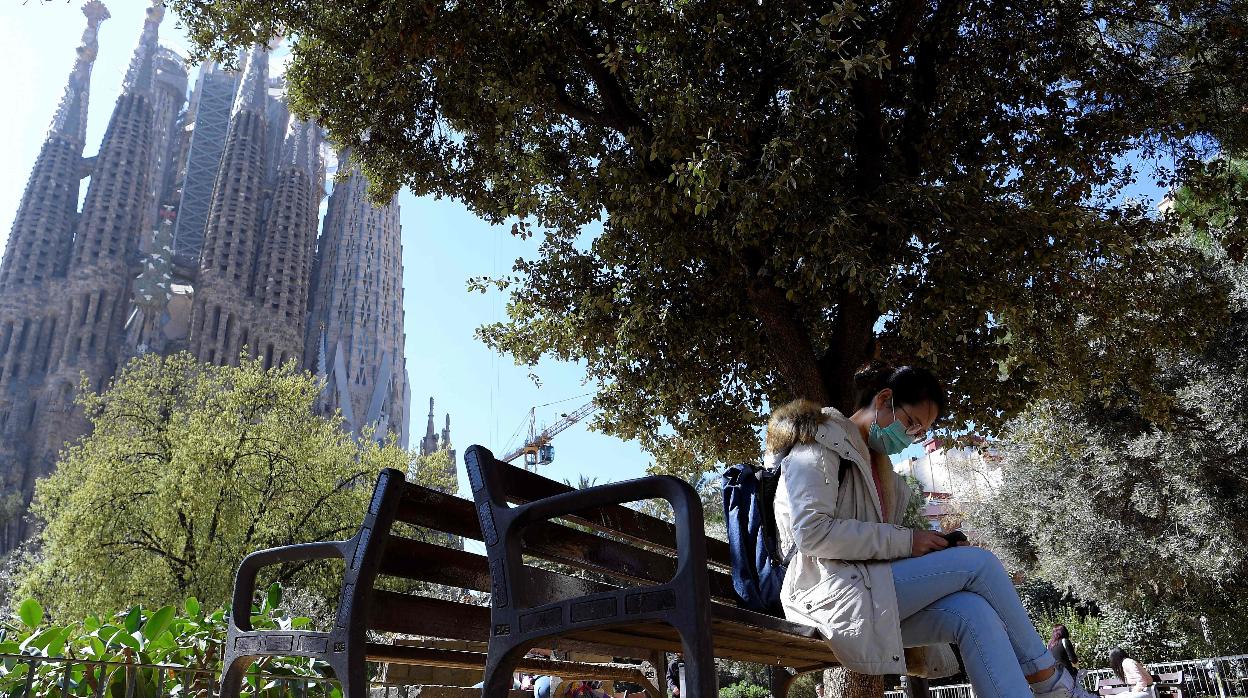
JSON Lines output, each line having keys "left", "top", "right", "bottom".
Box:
{"left": 518, "top": 510, "right": 738, "bottom": 601}
{"left": 369, "top": 590, "right": 490, "bottom": 639}
{"left": 379, "top": 534, "right": 615, "bottom": 606}
{"left": 393, "top": 482, "right": 739, "bottom": 603}
{"left": 500, "top": 464, "right": 733, "bottom": 569}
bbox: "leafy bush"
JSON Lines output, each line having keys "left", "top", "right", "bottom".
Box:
{"left": 719, "top": 680, "right": 770, "bottom": 698}
{"left": 13, "top": 353, "right": 436, "bottom": 621}
{"left": 0, "top": 584, "right": 338, "bottom": 697}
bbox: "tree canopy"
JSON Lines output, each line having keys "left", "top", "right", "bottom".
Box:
{"left": 14, "top": 353, "right": 451, "bottom": 620}
{"left": 971, "top": 163, "right": 1248, "bottom": 657}
{"left": 974, "top": 348, "right": 1248, "bottom": 656}
{"left": 174, "top": 0, "right": 1248, "bottom": 475}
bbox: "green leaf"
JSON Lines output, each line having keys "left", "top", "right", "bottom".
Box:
{"left": 20, "top": 627, "right": 58, "bottom": 653}
{"left": 18, "top": 599, "right": 43, "bottom": 629}
{"left": 124, "top": 606, "right": 141, "bottom": 633}
{"left": 46, "top": 626, "right": 70, "bottom": 657}
{"left": 144, "top": 606, "right": 176, "bottom": 640}
{"left": 116, "top": 631, "right": 141, "bottom": 650}
{"left": 184, "top": 597, "right": 201, "bottom": 617}
{"left": 265, "top": 582, "right": 281, "bottom": 613}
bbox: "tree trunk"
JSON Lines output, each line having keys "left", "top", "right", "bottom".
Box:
{"left": 746, "top": 279, "right": 830, "bottom": 405}
{"left": 818, "top": 288, "right": 881, "bottom": 415}
{"left": 824, "top": 667, "right": 884, "bottom": 698}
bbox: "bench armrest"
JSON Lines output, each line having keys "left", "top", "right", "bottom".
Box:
{"left": 230, "top": 540, "right": 351, "bottom": 632}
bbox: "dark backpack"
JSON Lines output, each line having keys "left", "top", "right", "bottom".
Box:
{"left": 722, "top": 457, "right": 849, "bottom": 616}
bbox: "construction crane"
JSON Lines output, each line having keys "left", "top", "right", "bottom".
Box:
{"left": 500, "top": 401, "right": 596, "bottom": 470}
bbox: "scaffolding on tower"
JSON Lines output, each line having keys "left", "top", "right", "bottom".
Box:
{"left": 500, "top": 401, "right": 596, "bottom": 470}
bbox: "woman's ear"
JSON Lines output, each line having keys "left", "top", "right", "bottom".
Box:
{"left": 875, "top": 388, "right": 893, "bottom": 411}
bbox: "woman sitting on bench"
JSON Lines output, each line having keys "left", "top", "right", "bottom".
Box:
{"left": 766, "top": 361, "right": 1096, "bottom": 698}
{"left": 1110, "top": 647, "right": 1156, "bottom": 698}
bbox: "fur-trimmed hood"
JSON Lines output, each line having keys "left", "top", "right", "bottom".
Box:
{"left": 764, "top": 399, "right": 901, "bottom": 523}
{"left": 764, "top": 400, "right": 868, "bottom": 470}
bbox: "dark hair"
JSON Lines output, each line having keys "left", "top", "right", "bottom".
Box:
{"left": 1049, "top": 624, "right": 1069, "bottom": 651}
{"left": 1109, "top": 647, "right": 1129, "bottom": 683}
{"left": 853, "top": 361, "right": 947, "bottom": 416}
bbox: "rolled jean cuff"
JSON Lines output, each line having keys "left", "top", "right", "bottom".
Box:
{"left": 1019, "top": 649, "right": 1056, "bottom": 676}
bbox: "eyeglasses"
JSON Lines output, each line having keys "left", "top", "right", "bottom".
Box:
{"left": 894, "top": 402, "right": 930, "bottom": 444}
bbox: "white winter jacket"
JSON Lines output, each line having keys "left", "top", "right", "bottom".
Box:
{"left": 767, "top": 402, "right": 958, "bottom": 678}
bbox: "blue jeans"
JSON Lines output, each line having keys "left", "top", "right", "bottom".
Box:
{"left": 892, "top": 546, "right": 1056, "bottom": 698}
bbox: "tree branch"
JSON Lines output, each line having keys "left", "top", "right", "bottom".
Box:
{"left": 899, "top": 0, "right": 968, "bottom": 176}
{"left": 567, "top": 24, "right": 651, "bottom": 141}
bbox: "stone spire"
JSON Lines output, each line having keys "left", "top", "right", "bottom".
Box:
{"left": 232, "top": 47, "right": 269, "bottom": 117}
{"left": 441, "top": 413, "right": 452, "bottom": 449}
{"left": 49, "top": 1, "right": 109, "bottom": 142}
{"left": 53, "top": 0, "right": 165, "bottom": 425}
{"left": 249, "top": 115, "right": 322, "bottom": 369}
{"left": 121, "top": 0, "right": 164, "bottom": 96}
{"left": 0, "top": 2, "right": 109, "bottom": 292}
{"left": 305, "top": 157, "right": 410, "bottom": 447}
{"left": 417, "top": 398, "right": 439, "bottom": 455}
{"left": 69, "top": 0, "right": 166, "bottom": 271}
{"left": 189, "top": 47, "right": 270, "bottom": 366}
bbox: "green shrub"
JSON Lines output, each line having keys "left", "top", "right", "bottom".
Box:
{"left": 0, "top": 584, "right": 338, "bottom": 697}
{"left": 720, "top": 680, "right": 770, "bottom": 698}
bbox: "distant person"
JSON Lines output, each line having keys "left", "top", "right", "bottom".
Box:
{"left": 1110, "top": 647, "right": 1156, "bottom": 698}
{"left": 666, "top": 658, "right": 682, "bottom": 697}
{"left": 1049, "top": 625, "right": 1080, "bottom": 678}
{"left": 534, "top": 675, "right": 561, "bottom": 698}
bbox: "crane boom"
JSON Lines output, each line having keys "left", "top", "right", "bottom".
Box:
{"left": 500, "top": 401, "right": 596, "bottom": 465}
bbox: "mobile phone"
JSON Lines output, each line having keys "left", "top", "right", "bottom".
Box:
{"left": 942, "top": 530, "right": 968, "bottom": 546}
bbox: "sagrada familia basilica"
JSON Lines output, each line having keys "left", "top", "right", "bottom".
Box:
{"left": 0, "top": 2, "right": 453, "bottom": 553}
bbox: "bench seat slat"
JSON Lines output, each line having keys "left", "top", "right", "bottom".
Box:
{"left": 368, "top": 590, "right": 835, "bottom": 668}
{"left": 365, "top": 643, "right": 655, "bottom": 684}
{"left": 565, "top": 625, "right": 835, "bottom": 668}
{"left": 608, "top": 621, "right": 834, "bottom": 665}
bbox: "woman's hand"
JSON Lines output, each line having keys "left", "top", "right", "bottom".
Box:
{"left": 911, "top": 530, "right": 950, "bottom": 557}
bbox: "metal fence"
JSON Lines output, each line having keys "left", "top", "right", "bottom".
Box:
{"left": 883, "top": 654, "right": 1248, "bottom": 698}
{"left": 1082, "top": 653, "right": 1248, "bottom": 697}
{"left": 884, "top": 683, "right": 974, "bottom": 698}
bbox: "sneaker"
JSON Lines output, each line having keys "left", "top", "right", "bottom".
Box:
{"left": 1033, "top": 669, "right": 1098, "bottom": 698}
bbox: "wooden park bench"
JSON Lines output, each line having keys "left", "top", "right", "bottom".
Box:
{"left": 1096, "top": 671, "right": 1185, "bottom": 698}
{"left": 219, "top": 444, "right": 845, "bottom": 698}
